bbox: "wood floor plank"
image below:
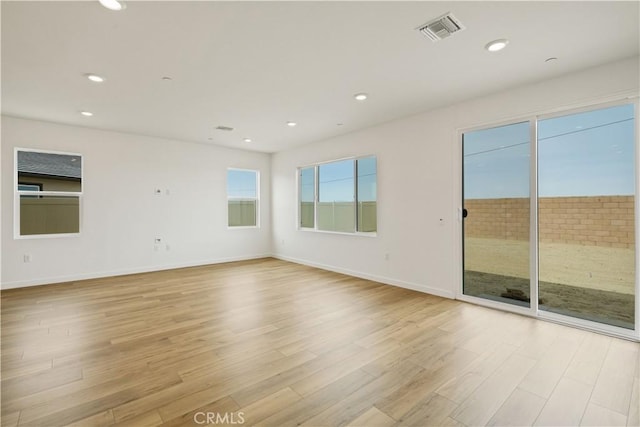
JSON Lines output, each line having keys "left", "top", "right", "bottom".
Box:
{"left": 376, "top": 346, "right": 479, "bottom": 420}
{"left": 346, "top": 407, "right": 396, "bottom": 427}
{"left": 300, "top": 361, "right": 425, "bottom": 427}
{"left": 257, "top": 368, "right": 376, "bottom": 427}
{"left": 0, "top": 411, "right": 20, "bottom": 427}
{"left": 289, "top": 338, "right": 400, "bottom": 397}
{"left": 239, "top": 387, "right": 302, "bottom": 426}
{"left": 230, "top": 344, "right": 362, "bottom": 407}
{"left": 1, "top": 258, "right": 638, "bottom": 427}
{"left": 66, "top": 409, "right": 115, "bottom": 427}
{"left": 518, "top": 334, "right": 582, "bottom": 398}
{"left": 112, "top": 410, "right": 163, "bottom": 427}
{"left": 159, "top": 396, "right": 240, "bottom": 427}
{"left": 435, "top": 343, "right": 519, "bottom": 404}
{"left": 590, "top": 338, "right": 638, "bottom": 415}
{"left": 533, "top": 377, "right": 592, "bottom": 426}
{"left": 157, "top": 350, "right": 316, "bottom": 421}
{"left": 393, "top": 393, "right": 458, "bottom": 427}
{"left": 564, "top": 332, "right": 611, "bottom": 386}
{"left": 450, "top": 353, "right": 537, "bottom": 426}
{"left": 1, "top": 365, "right": 83, "bottom": 399}
{"left": 17, "top": 368, "right": 183, "bottom": 425}
{"left": 486, "top": 388, "right": 546, "bottom": 427}
{"left": 580, "top": 402, "right": 627, "bottom": 426}
{"left": 0, "top": 359, "right": 53, "bottom": 381}
{"left": 628, "top": 373, "right": 639, "bottom": 427}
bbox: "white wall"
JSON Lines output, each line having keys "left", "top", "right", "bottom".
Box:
{"left": 1, "top": 117, "right": 271, "bottom": 288}
{"left": 271, "top": 56, "right": 640, "bottom": 299}
{"left": 3, "top": 57, "right": 638, "bottom": 293}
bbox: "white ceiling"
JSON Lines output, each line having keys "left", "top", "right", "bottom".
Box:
{"left": 2, "top": 1, "right": 639, "bottom": 153}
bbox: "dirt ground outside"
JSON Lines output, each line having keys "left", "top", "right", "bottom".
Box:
{"left": 463, "top": 237, "right": 635, "bottom": 329}
{"left": 464, "top": 237, "right": 635, "bottom": 295}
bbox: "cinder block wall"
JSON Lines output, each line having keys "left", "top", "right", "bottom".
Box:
{"left": 464, "top": 196, "right": 635, "bottom": 249}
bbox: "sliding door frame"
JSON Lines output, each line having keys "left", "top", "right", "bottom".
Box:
{"left": 457, "top": 96, "right": 640, "bottom": 341}
{"left": 459, "top": 115, "right": 537, "bottom": 319}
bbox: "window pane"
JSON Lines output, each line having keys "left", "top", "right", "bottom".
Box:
{"left": 318, "top": 160, "right": 355, "bottom": 232}
{"left": 357, "top": 157, "right": 377, "bottom": 232}
{"left": 20, "top": 195, "right": 80, "bottom": 235}
{"left": 227, "top": 169, "right": 258, "bottom": 227}
{"left": 300, "top": 167, "right": 315, "bottom": 228}
{"left": 228, "top": 200, "right": 257, "bottom": 227}
{"left": 463, "top": 121, "right": 531, "bottom": 308}
{"left": 17, "top": 151, "right": 82, "bottom": 192}
{"left": 538, "top": 104, "right": 635, "bottom": 329}
{"left": 18, "top": 184, "right": 41, "bottom": 193}
{"left": 227, "top": 170, "right": 257, "bottom": 198}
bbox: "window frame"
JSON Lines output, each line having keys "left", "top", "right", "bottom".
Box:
{"left": 226, "top": 167, "right": 260, "bottom": 229}
{"left": 14, "top": 147, "right": 83, "bottom": 239}
{"left": 297, "top": 155, "right": 377, "bottom": 236}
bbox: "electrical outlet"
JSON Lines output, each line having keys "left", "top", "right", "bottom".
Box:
{"left": 23, "top": 254, "right": 32, "bottom": 263}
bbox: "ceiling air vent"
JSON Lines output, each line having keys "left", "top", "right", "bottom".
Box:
{"left": 417, "top": 13, "right": 465, "bottom": 42}
{"left": 215, "top": 125, "right": 234, "bottom": 132}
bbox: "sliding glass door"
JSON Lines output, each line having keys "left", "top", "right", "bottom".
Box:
{"left": 462, "top": 122, "right": 531, "bottom": 308}
{"left": 462, "top": 102, "right": 637, "bottom": 334}
{"left": 538, "top": 104, "right": 636, "bottom": 329}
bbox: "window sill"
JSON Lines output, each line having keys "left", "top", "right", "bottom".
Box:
{"left": 15, "top": 232, "right": 81, "bottom": 240}
{"left": 298, "top": 227, "right": 377, "bottom": 238}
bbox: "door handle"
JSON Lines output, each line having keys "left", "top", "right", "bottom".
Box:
{"left": 462, "top": 208, "right": 468, "bottom": 218}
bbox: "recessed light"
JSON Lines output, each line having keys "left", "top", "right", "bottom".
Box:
{"left": 354, "top": 93, "right": 368, "bottom": 101}
{"left": 243, "top": 138, "right": 252, "bottom": 143}
{"left": 485, "top": 39, "right": 509, "bottom": 52}
{"left": 161, "top": 76, "right": 173, "bottom": 81}
{"left": 80, "top": 111, "right": 93, "bottom": 117}
{"left": 287, "top": 121, "right": 297, "bottom": 127}
{"left": 85, "top": 73, "right": 105, "bottom": 83}
{"left": 545, "top": 57, "right": 558, "bottom": 63}
{"left": 99, "top": 0, "right": 126, "bottom": 11}
{"left": 337, "top": 123, "right": 344, "bottom": 126}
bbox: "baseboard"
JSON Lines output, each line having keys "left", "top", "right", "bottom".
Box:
{"left": 0, "top": 254, "right": 272, "bottom": 290}
{"left": 274, "top": 254, "right": 455, "bottom": 300}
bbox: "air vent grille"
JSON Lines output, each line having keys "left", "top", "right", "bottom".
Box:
{"left": 417, "top": 13, "right": 465, "bottom": 42}
{"left": 215, "top": 126, "right": 234, "bottom": 132}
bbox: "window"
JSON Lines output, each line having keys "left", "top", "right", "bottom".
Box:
{"left": 15, "top": 149, "right": 82, "bottom": 237}
{"left": 299, "top": 167, "right": 315, "bottom": 228}
{"left": 299, "top": 156, "right": 377, "bottom": 234}
{"left": 227, "top": 168, "right": 259, "bottom": 227}
{"left": 357, "top": 156, "right": 377, "bottom": 232}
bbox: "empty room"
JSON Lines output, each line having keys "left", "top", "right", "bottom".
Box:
{"left": 1, "top": 1, "right": 639, "bottom": 426}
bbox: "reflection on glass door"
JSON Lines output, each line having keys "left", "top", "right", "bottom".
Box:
{"left": 463, "top": 122, "right": 531, "bottom": 307}
{"left": 538, "top": 104, "right": 636, "bottom": 329}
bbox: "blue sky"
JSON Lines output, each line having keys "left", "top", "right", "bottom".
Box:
{"left": 301, "top": 157, "right": 377, "bottom": 203}
{"left": 227, "top": 169, "right": 257, "bottom": 198}
{"left": 464, "top": 104, "right": 635, "bottom": 199}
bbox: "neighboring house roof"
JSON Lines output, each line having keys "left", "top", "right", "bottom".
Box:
{"left": 17, "top": 151, "right": 81, "bottom": 179}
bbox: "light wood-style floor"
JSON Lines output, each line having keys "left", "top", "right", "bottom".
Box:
{"left": 1, "top": 258, "right": 638, "bottom": 427}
